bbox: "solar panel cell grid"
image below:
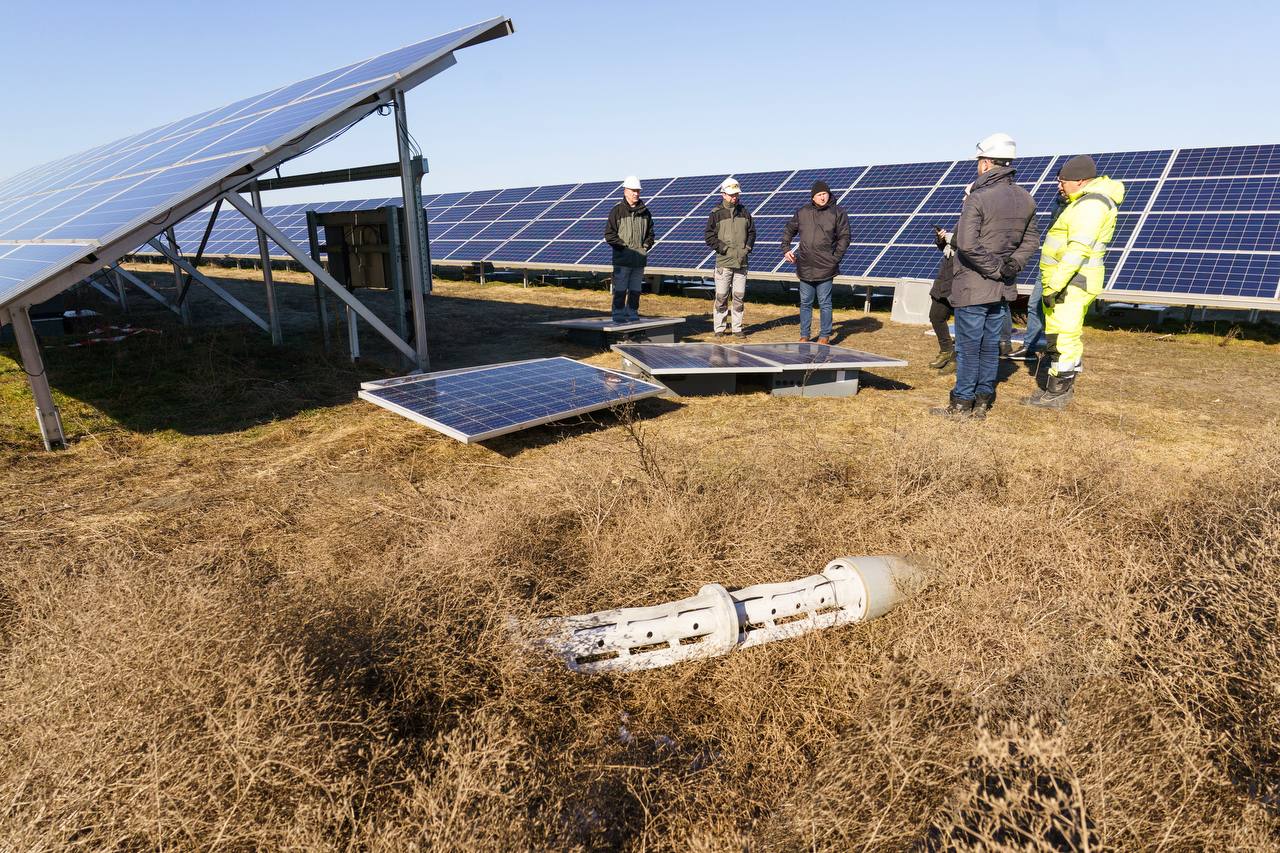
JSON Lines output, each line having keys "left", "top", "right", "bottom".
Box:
{"left": 498, "top": 201, "right": 553, "bottom": 220}
{"left": 780, "top": 167, "right": 865, "bottom": 191}
{"left": 1112, "top": 251, "right": 1280, "bottom": 299}
{"left": 543, "top": 199, "right": 601, "bottom": 219}
{"left": 657, "top": 218, "right": 708, "bottom": 242}
{"left": 1152, "top": 177, "right": 1280, "bottom": 212}
{"left": 458, "top": 189, "right": 502, "bottom": 205}
{"left": 566, "top": 181, "right": 621, "bottom": 200}
{"left": 867, "top": 245, "right": 945, "bottom": 279}
{"left": 522, "top": 184, "right": 576, "bottom": 202}
{"left": 489, "top": 187, "right": 537, "bottom": 204}
{"left": 1169, "top": 145, "right": 1280, "bottom": 178}
{"left": 1088, "top": 150, "right": 1172, "bottom": 181}
{"left": 462, "top": 203, "right": 514, "bottom": 222}
{"left": 838, "top": 246, "right": 885, "bottom": 277}
{"left": 616, "top": 343, "right": 777, "bottom": 372}
{"left": 474, "top": 220, "right": 526, "bottom": 240}
{"left": 436, "top": 221, "right": 485, "bottom": 240}
{"left": 514, "top": 220, "right": 571, "bottom": 240}
{"left": 1133, "top": 213, "right": 1280, "bottom": 252}
{"left": 556, "top": 219, "right": 606, "bottom": 240}
{"left": 850, "top": 215, "right": 911, "bottom": 245}
{"left": 919, "top": 185, "right": 969, "bottom": 214}
{"left": 730, "top": 171, "right": 792, "bottom": 193}
{"left": 446, "top": 240, "right": 501, "bottom": 260}
{"left": 758, "top": 192, "right": 812, "bottom": 217}
{"left": 488, "top": 240, "right": 547, "bottom": 262}
{"left": 531, "top": 241, "right": 596, "bottom": 265}
{"left": 860, "top": 160, "right": 953, "bottom": 188}
{"left": 659, "top": 174, "right": 730, "bottom": 196}
{"left": 647, "top": 243, "right": 712, "bottom": 268}
{"left": 840, "top": 187, "right": 931, "bottom": 215}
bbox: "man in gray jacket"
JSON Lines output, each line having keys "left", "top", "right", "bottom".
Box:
{"left": 703, "top": 177, "right": 756, "bottom": 337}
{"left": 930, "top": 133, "right": 1039, "bottom": 419}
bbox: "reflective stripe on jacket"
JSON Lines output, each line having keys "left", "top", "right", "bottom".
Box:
{"left": 1039, "top": 175, "right": 1126, "bottom": 296}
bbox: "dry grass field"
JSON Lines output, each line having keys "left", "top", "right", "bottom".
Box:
{"left": 1, "top": 267, "right": 1278, "bottom": 850}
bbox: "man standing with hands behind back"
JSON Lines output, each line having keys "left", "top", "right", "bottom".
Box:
{"left": 704, "top": 177, "right": 756, "bottom": 338}
{"left": 781, "top": 181, "right": 850, "bottom": 344}
{"left": 603, "top": 176, "right": 655, "bottom": 323}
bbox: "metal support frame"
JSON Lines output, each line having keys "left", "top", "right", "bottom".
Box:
{"left": 384, "top": 205, "right": 411, "bottom": 364}
{"left": 223, "top": 191, "right": 417, "bottom": 362}
{"left": 177, "top": 198, "right": 222, "bottom": 306}
{"left": 165, "top": 228, "right": 192, "bottom": 325}
{"left": 249, "top": 184, "right": 283, "bottom": 345}
{"left": 304, "top": 210, "right": 332, "bottom": 351}
{"left": 86, "top": 275, "right": 120, "bottom": 304}
{"left": 146, "top": 240, "right": 271, "bottom": 334}
{"left": 112, "top": 264, "right": 182, "bottom": 316}
{"left": 3, "top": 306, "right": 66, "bottom": 450}
{"left": 110, "top": 267, "right": 129, "bottom": 313}
{"left": 393, "top": 88, "right": 431, "bottom": 371}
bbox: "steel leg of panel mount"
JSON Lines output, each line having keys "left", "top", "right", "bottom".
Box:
{"left": 304, "top": 210, "right": 331, "bottom": 351}
{"left": 4, "top": 306, "right": 65, "bottom": 450}
{"left": 385, "top": 205, "right": 413, "bottom": 366}
{"left": 110, "top": 267, "right": 129, "bottom": 313}
{"left": 393, "top": 88, "right": 431, "bottom": 371}
{"left": 222, "top": 191, "right": 418, "bottom": 362}
{"left": 177, "top": 198, "right": 222, "bottom": 307}
{"left": 87, "top": 276, "right": 120, "bottom": 304}
{"left": 112, "top": 264, "right": 181, "bottom": 316}
{"left": 147, "top": 239, "right": 270, "bottom": 334}
{"left": 250, "top": 184, "right": 283, "bottom": 345}
{"left": 165, "top": 228, "right": 192, "bottom": 324}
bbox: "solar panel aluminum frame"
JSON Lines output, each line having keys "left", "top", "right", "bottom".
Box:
{"left": 357, "top": 356, "right": 666, "bottom": 443}
{"left": 3, "top": 17, "right": 515, "bottom": 314}
{"left": 611, "top": 343, "right": 784, "bottom": 375}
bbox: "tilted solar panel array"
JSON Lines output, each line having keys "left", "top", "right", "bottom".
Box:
{"left": 147, "top": 144, "right": 1280, "bottom": 307}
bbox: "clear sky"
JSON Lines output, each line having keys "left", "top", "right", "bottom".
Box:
{"left": 2, "top": 0, "right": 1278, "bottom": 206}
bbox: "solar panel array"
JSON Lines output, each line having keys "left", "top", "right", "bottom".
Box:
{"left": 144, "top": 143, "right": 1280, "bottom": 309}
{"left": 0, "top": 17, "right": 512, "bottom": 312}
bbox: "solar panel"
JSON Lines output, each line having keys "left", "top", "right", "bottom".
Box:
{"left": 860, "top": 161, "right": 953, "bottom": 188}
{"left": 780, "top": 168, "right": 866, "bottom": 191}
{"left": 659, "top": 174, "right": 730, "bottom": 196}
{"left": 734, "top": 343, "right": 908, "bottom": 369}
{"left": 1168, "top": 145, "right": 1280, "bottom": 178}
{"left": 1111, "top": 251, "right": 1280, "bottom": 299}
{"left": 841, "top": 187, "right": 932, "bottom": 215}
{"left": 359, "top": 357, "right": 665, "bottom": 443}
{"left": 612, "top": 343, "right": 780, "bottom": 374}
{"left": 647, "top": 243, "right": 712, "bottom": 268}
{"left": 0, "top": 17, "right": 512, "bottom": 311}
{"left": 731, "top": 171, "right": 793, "bottom": 194}
{"left": 1133, "top": 213, "right": 1280, "bottom": 252}
{"left": 868, "top": 246, "right": 946, "bottom": 279}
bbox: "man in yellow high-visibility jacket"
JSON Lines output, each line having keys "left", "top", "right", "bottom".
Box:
{"left": 1024, "top": 155, "right": 1126, "bottom": 410}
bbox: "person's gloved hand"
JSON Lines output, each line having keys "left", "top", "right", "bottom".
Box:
{"left": 999, "top": 259, "right": 1021, "bottom": 280}
{"left": 1042, "top": 287, "right": 1063, "bottom": 307}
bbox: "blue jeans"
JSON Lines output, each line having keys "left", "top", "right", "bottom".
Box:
{"left": 953, "top": 302, "right": 1005, "bottom": 401}
{"left": 798, "top": 279, "right": 833, "bottom": 339}
{"left": 1023, "top": 279, "right": 1046, "bottom": 352}
{"left": 612, "top": 265, "right": 644, "bottom": 321}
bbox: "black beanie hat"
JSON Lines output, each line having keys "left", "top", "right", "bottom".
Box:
{"left": 1059, "top": 155, "right": 1097, "bottom": 181}
{"left": 811, "top": 180, "right": 832, "bottom": 198}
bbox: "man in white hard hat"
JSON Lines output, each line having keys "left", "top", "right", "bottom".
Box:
{"left": 930, "top": 133, "right": 1039, "bottom": 419}
{"left": 703, "top": 177, "right": 756, "bottom": 337}
{"left": 603, "top": 176, "right": 655, "bottom": 323}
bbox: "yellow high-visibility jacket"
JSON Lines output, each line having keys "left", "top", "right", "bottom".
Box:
{"left": 1039, "top": 175, "right": 1126, "bottom": 296}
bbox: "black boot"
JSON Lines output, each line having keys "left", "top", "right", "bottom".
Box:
{"left": 929, "top": 395, "right": 974, "bottom": 418}
{"left": 999, "top": 339, "right": 1013, "bottom": 358}
{"left": 1023, "top": 373, "right": 1076, "bottom": 409}
{"left": 972, "top": 392, "right": 993, "bottom": 419}
{"left": 928, "top": 348, "right": 955, "bottom": 369}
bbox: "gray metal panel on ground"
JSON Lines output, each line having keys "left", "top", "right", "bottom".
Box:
{"left": 612, "top": 343, "right": 782, "bottom": 374}
{"left": 0, "top": 16, "right": 514, "bottom": 312}
{"left": 734, "top": 342, "right": 908, "bottom": 370}
{"left": 541, "top": 316, "right": 685, "bottom": 332}
{"left": 357, "top": 356, "right": 665, "bottom": 443}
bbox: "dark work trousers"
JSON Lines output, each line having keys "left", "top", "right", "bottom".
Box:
{"left": 930, "top": 297, "right": 953, "bottom": 350}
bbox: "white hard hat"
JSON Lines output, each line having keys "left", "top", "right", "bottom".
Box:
{"left": 622, "top": 175, "right": 642, "bottom": 190}
{"left": 719, "top": 178, "right": 742, "bottom": 194}
{"left": 975, "top": 132, "right": 1016, "bottom": 160}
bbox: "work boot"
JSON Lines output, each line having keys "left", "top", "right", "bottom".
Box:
{"left": 1007, "top": 344, "right": 1035, "bottom": 359}
{"left": 929, "top": 348, "right": 955, "bottom": 369}
{"left": 732, "top": 330, "right": 745, "bottom": 339}
{"left": 713, "top": 330, "right": 726, "bottom": 339}
{"left": 929, "top": 396, "right": 974, "bottom": 418}
{"left": 816, "top": 336, "right": 830, "bottom": 345}
{"left": 999, "top": 340, "right": 1013, "bottom": 358}
{"left": 972, "top": 392, "right": 993, "bottom": 420}
{"left": 1023, "top": 373, "right": 1076, "bottom": 409}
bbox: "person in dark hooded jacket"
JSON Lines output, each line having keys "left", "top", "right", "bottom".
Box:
{"left": 603, "top": 175, "right": 656, "bottom": 322}
{"left": 780, "top": 181, "right": 850, "bottom": 343}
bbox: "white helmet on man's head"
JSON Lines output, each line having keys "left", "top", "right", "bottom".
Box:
{"left": 975, "top": 132, "right": 1017, "bottom": 161}
{"left": 622, "top": 175, "right": 642, "bottom": 190}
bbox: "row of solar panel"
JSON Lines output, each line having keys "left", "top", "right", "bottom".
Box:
{"left": 144, "top": 145, "right": 1280, "bottom": 301}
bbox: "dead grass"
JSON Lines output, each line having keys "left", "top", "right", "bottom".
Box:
{"left": 1, "top": 274, "right": 1279, "bottom": 850}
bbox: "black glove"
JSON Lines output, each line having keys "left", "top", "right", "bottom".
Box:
{"left": 934, "top": 230, "right": 948, "bottom": 250}
{"left": 999, "top": 259, "right": 1021, "bottom": 280}
{"left": 1042, "top": 288, "right": 1062, "bottom": 308}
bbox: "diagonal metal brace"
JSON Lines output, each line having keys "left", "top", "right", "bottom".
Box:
{"left": 111, "top": 264, "right": 183, "bottom": 316}
{"left": 222, "top": 191, "right": 418, "bottom": 363}
{"left": 147, "top": 239, "right": 270, "bottom": 334}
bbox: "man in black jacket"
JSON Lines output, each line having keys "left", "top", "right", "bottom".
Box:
{"left": 703, "top": 177, "right": 756, "bottom": 337}
{"left": 781, "top": 181, "right": 850, "bottom": 344}
{"left": 930, "top": 133, "right": 1039, "bottom": 419}
{"left": 603, "top": 175, "right": 655, "bottom": 323}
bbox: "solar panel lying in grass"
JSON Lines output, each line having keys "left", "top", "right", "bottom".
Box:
{"left": 734, "top": 342, "right": 909, "bottom": 370}
{"left": 358, "top": 357, "right": 665, "bottom": 443}
{"left": 611, "top": 343, "right": 782, "bottom": 374}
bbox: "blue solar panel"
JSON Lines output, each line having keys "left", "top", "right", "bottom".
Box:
{"left": 489, "top": 186, "right": 537, "bottom": 204}
{"left": 731, "top": 170, "right": 792, "bottom": 193}
{"left": 1133, "top": 213, "right": 1280, "bottom": 252}
{"left": 566, "top": 181, "right": 621, "bottom": 200}
{"left": 647, "top": 243, "right": 712, "bottom": 268}
{"left": 757, "top": 192, "right": 812, "bottom": 217}
{"left": 841, "top": 187, "right": 931, "bottom": 215}
{"left": 1112, "top": 251, "right": 1280, "bottom": 299}
{"left": 360, "top": 357, "right": 664, "bottom": 443}
{"left": 556, "top": 219, "right": 606, "bottom": 240}
{"left": 488, "top": 240, "right": 547, "bottom": 262}
{"left": 839, "top": 246, "right": 885, "bottom": 277}
{"left": 429, "top": 191, "right": 469, "bottom": 207}
{"left": 891, "top": 217, "right": 945, "bottom": 246}
{"left": 544, "top": 199, "right": 600, "bottom": 219}
{"left": 1087, "top": 150, "right": 1172, "bottom": 181}
{"left": 436, "top": 221, "right": 486, "bottom": 240}
{"left": 860, "top": 160, "right": 953, "bottom": 188}
{"left": 735, "top": 342, "right": 906, "bottom": 368}
{"left": 474, "top": 220, "right": 526, "bottom": 240}
{"left": 1169, "top": 145, "right": 1280, "bottom": 178}
{"left": 459, "top": 189, "right": 502, "bottom": 205}
{"left": 851, "top": 215, "right": 911, "bottom": 244}
{"left": 867, "top": 245, "right": 945, "bottom": 279}
{"left": 522, "top": 184, "right": 575, "bottom": 202}
{"left": 531, "top": 241, "right": 595, "bottom": 264}
{"left": 645, "top": 196, "right": 701, "bottom": 219}
{"left": 780, "top": 168, "right": 866, "bottom": 192}
{"left": 447, "top": 240, "right": 501, "bottom": 260}
{"left": 462, "top": 203, "right": 514, "bottom": 222}
{"left": 431, "top": 205, "right": 473, "bottom": 224}
{"left": 0, "top": 243, "right": 89, "bottom": 305}
{"left": 498, "top": 201, "right": 553, "bottom": 220}
{"left": 919, "top": 185, "right": 969, "bottom": 214}
{"left": 1152, "top": 177, "right": 1280, "bottom": 212}
{"left": 659, "top": 174, "right": 729, "bottom": 196}
{"left": 658, "top": 218, "right": 708, "bottom": 242}
{"left": 752, "top": 216, "right": 791, "bottom": 243}
{"left": 614, "top": 343, "right": 778, "bottom": 373}
{"left": 576, "top": 243, "right": 613, "bottom": 265}
{"left": 515, "top": 220, "right": 571, "bottom": 240}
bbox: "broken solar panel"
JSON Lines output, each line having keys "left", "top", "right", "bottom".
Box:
{"left": 358, "top": 357, "right": 664, "bottom": 443}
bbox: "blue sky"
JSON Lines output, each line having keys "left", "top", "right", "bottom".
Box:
{"left": 2, "top": 0, "right": 1277, "bottom": 205}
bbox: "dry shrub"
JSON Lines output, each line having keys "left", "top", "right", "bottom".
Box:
{"left": 2, "top": 407, "right": 1279, "bottom": 849}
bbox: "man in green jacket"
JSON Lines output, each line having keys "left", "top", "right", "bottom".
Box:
{"left": 703, "top": 178, "right": 756, "bottom": 337}
{"left": 603, "top": 176, "right": 655, "bottom": 323}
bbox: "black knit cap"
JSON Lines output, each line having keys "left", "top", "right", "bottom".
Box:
{"left": 811, "top": 180, "right": 832, "bottom": 198}
{"left": 1059, "top": 155, "right": 1097, "bottom": 181}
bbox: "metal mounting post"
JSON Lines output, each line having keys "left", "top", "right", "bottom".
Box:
{"left": 146, "top": 240, "right": 271, "bottom": 334}
{"left": 385, "top": 205, "right": 411, "bottom": 364}
{"left": 223, "top": 191, "right": 418, "bottom": 362}
{"left": 304, "top": 210, "right": 331, "bottom": 351}
{"left": 165, "top": 228, "right": 192, "bottom": 324}
{"left": 110, "top": 267, "right": 129, "bottom": 314}
{"left": 393, "top": 88, "right": 431, "bottom": 371}
{"left": 4, "top": 306, "right": 66, "bottom": 450}
{"left": 250, "top": 183, "right": 283, "bottom": 345}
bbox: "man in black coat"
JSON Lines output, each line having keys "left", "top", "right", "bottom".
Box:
{"left": 780, "top": 181, "right": 850, "bottom": 344}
